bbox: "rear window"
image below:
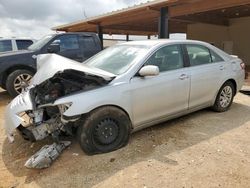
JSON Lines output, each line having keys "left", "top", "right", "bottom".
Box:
{"left": 0, "top": 40, "right": 12, "bottom": 52}
{"left": 16, "top": 40, "right": 33, "bottom": 50}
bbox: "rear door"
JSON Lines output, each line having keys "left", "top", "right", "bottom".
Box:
{"left": 130, "top": 44, "right": 190, "bottom": 127}
{"left": 185, "top": 44, "right": 226, "bottom": 108}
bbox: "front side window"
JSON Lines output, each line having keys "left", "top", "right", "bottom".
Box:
{"left": 16, "top": 40, "right": 33, "bottom": 50}
{"left": 145, "top": 45, "right": 184, "bottom": 72}
{"left": 52, "top": 35, "right": 79, "bottom": 51}
{"left": 0, "top": 40, "right": 12, "bottom": 52}
{"left": 186, "top": 45, "right": 212, "bottom": 66}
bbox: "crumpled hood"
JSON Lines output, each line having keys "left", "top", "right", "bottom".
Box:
{"left": 31, "top": 54, "right": 116, "bottom": 85}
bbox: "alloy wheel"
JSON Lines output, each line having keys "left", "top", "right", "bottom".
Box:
{"left": 219, "top": 86, "right": 233, "bottom": 108}
{"left": 14, "top": 73, "right": 32, "bottom": 94}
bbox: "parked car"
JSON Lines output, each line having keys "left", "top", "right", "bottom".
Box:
{"left": 0, "top": 32, "right": 102, "bottom": 97}
{"left": 5, "top": 40, "right": 245, "bottom": 155}
{"left": 0, "top": 38, "right": 35, "bottom": 53}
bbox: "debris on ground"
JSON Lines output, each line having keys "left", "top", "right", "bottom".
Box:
{"left": 24, "top": 141, "right": 71, "bottom": 169}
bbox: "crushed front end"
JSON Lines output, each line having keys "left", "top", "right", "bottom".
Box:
{"left": 5, "top": 68, "right": 110, "bottom": 143}
{"left": 4, "top": 54, "right": 114, "bottom": 168}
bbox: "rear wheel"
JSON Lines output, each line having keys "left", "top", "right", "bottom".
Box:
{"left": 212, "top": 81, "right": 235, "bottom": 112}
{"left": 77, "top": 106, "right": 131, "bottom": 155}
{"left": 6, "top": 69, "right": 34, "bottom": 97}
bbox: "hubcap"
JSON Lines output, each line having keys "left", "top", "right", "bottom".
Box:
{"left": 94, "top": 118, "right": 119, "bottom": 145}
{"left": 219, "top": 86, "right": 233, "bottom": 108}
{"left": 14, "top": 74, "right": 32, "bottom": 94}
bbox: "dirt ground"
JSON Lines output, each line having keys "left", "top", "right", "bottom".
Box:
{"left": 0, "top": 87, "right": 250, "bottom": 188}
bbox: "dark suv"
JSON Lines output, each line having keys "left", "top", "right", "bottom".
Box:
{"left": 0, "top": 32, "right": 102, "bottom": 97}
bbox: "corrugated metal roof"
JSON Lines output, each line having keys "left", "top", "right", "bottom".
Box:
{"left": 52, "top": 0, "right": 173, "bottom": 30}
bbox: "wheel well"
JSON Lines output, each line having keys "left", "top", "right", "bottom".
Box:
{"left": 2, "top": 65, "right": 36, "bottom": 87}
{"left": 226, "top": 79, "right": 237, "bottom": 96}
{"left": 89, "top": 105, "right": 132, "bottom": 126}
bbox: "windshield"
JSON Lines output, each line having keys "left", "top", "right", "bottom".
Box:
{"left": 85, "top": 44, "right": 151, "bottom": 75}
{"left": 28, "top": 35, "right": 53, "bottom": 51}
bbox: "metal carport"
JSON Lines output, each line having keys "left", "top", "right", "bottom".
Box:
{"left": 53, "top": 0, "right": 250, "bottom": 67}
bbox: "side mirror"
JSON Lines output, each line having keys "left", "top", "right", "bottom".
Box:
{"left": 139, "top": 65, "right": 159, "bottom": 77}
{"left": 47, "top": 44, "right": 60, "bottom": 53}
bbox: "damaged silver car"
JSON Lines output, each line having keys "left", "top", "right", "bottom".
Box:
{"left": 5, "top": 40, "right": 245, "bottom": 167}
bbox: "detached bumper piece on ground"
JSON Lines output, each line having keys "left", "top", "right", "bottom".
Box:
{"left": 25, "top": 141, "right": 71, "bottom": 169}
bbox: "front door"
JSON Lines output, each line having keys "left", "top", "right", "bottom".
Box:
{"left": 130, "top": 44, "right": 190, "bottom": 127}
{"left": 51, "top": 34, "right": 83, "bottom": 62}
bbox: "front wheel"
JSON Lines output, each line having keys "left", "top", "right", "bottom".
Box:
{"left": 6, "top": 69, "right": 34, "bottom": 97}
{"left": 212, "top": 81, "right": 235, "bottom": 112}
{"left": 77, "top": 106, "right": 131, "bottom": 155}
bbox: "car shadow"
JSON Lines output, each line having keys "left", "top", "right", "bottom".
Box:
{"left": 1, "top": 94, "right": 250, "bottom": 187}
{"left": 240, "top": 90, "right": 250, "bottom": 96}
{"left": 0, "top": 89, "right": 11, "bottom": 104}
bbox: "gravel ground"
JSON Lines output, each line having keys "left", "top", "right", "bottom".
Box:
{"left": 0, "top": 87, "right": 250, "bottom": 188}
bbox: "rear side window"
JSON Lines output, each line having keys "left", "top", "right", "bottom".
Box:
{"left": 0, "top": 40, "right": 12, "bottom": 52}
{"left": 186, "top": 45, "right": 212, "bottom": 66}
{"left": 52, "top": 35, "right": 79, "bottom": 51}
{"left": 16, "top": 40, "right": 33, "bottom": 50}
{"left": 210, "top": 50, "right": 224, "bottom": 62}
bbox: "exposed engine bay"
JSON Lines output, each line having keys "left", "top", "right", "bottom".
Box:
{"left": 32, "top": 69, "right": 109, "bottom": 105}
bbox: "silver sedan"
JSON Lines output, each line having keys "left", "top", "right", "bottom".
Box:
{"left": 5, "top": 40, "right": 245, "bottom": 155}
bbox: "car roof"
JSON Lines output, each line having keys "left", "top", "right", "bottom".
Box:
{"left": 121, "top": 39, "right": 210, "bottom": 47}
{"left": 0, "top": 38, "right": 35, "bottom": 41}
{"left": 55, "top": 32, "right": 97, "bottom": 36}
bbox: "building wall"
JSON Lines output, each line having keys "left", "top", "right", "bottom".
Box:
{"left": 103, "top": 40, "right": 118, "bottom": 48}
{"left": 229, "top": 17, "right": 250, "bottom": 67}
{"left": 187, "top": 16, "right": 250, "bottom": 66}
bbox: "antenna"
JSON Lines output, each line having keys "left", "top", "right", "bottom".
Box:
{"left": 83, "top": 9, "right": 88, "bottom": 19}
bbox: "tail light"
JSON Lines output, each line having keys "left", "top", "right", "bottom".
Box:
{"left": 240, "top": 62, "right": 245, "bottom": 70}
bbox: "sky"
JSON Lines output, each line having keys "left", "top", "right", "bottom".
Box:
{"left": 0, "top": 0, "right": 151, "bottom": 39}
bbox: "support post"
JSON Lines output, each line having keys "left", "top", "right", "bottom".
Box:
{"left": 126, "top": 34, "right": 129, "bottom": 41}
{"left": 147, "top": 35, "right": 151, "bottom": 39}
{"left": 97, "top": 25, "right": 103, "bottom": 49}
{"left": 158, "top": 7, "right": 169, "bottom": 39}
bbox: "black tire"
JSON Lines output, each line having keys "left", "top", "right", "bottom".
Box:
{"left": 77, "top": 106, "right": 131, "bottom": 155}
{"left": 212, "top": 81, "right": 235, "bottom": 112}
{"left": 6, "top": 69, "right": 34, "bottom": 97}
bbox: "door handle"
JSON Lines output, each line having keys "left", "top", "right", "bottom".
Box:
{"left": 179, "top": 74, "right": 189, "bottom": 80}
{"left": 219, "top": 65, "right": 225, "bottom": 70}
